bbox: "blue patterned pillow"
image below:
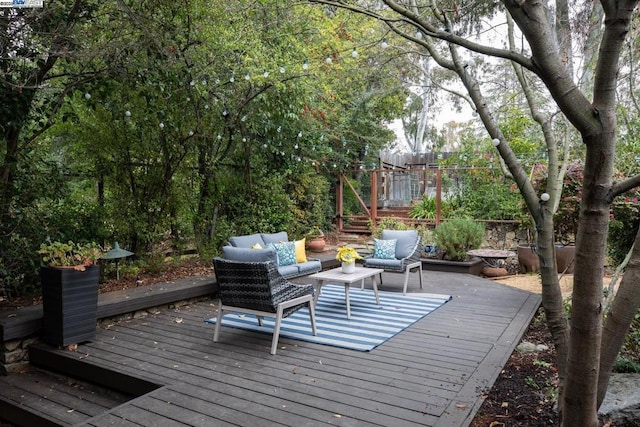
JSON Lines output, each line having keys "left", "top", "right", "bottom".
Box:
{"left": 267, "top": 242, "right": 297, "bottom": 266}
{"left": 373, "top": 238, "right": 397, "bottom": 259}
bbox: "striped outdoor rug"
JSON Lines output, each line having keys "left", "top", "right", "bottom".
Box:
{"left": 206, "top": 285, "right": 452, "bottom": 351}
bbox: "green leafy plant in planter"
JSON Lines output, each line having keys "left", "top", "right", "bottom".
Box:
{"left": 433, "top": 218, "right": 484, "bottom": 261}
{"left": 38, "top": 240, "right": 104, "bottom": 347}
{"left": 38, "top": 240, "right": 103, "bottom": 271}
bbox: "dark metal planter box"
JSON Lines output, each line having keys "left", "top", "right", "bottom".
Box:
{"left": 41, "top": 265, "right": 100, "bottom": 347}
{"left": 420, "top": 257, "right": 484, "bottom": 275}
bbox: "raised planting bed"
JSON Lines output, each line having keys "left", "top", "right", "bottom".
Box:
{"left": 420, "top": 257, "right": 484, "bottom": 275}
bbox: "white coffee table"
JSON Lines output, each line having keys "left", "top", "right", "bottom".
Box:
{"left": 308, "top": 266, "right": 384, "bottom": 319}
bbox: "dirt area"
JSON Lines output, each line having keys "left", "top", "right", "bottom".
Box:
{"left": 468, "top": 274, "right": 559, "bottom": 426}
{"left": 470, "top": 315, "right": 558, "bottom": 426}
{"left": 492, "top": 273, "right": 575, "bottom": 296}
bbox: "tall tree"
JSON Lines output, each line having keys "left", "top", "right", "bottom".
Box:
{"left": 307, "top": 0, "right": 640, "bottom": 425}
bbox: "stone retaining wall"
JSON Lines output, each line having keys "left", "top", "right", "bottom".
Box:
{"left": 482, "top": 222, "right": 532, "bottom": 250}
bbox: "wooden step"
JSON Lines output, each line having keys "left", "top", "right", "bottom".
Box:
{"left": 0, "top": 368, "right": 133, "bottom": 427}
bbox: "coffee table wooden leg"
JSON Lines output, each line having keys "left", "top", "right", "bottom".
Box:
{"left": 313, "top": 280, "right": 324, "bottom": 306}
{"left": 372, "top": 275, "right": 380, "bottom": 304}
{"left": 344, "top": 283, "right": 351, "bottom": 319}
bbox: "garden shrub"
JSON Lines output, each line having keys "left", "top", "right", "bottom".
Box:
{"left": 433, "top": 218, "right": 484, "bottom": 261}
{"left": 409, "top": 195, "right": 456, "bottom": 219}
{"left": 368, "top": 217, "right": 410, "bottom": 238}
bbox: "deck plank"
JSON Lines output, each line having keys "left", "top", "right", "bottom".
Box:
{"left": 2, "top": 270, "right": 540, "bottom": 427}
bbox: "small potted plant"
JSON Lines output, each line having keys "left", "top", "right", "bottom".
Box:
{"left": 335, "top": 246, "right": 363, "bottom": 274}
{"left": 416, "top": 225, "right": 438, "bottom": 258}
{"left": 38, "top": 240, "right": 104, "bottom": 347}
{"left": 306, "top": 226, "right": 326, "bottom": 252}
{"left": 38, "top": 240, "right": 103, "bottom": 271}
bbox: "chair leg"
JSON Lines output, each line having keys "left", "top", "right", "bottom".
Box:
{"left": 418, "top": 263, "right": 424, "bottom": 290}
{"left": 213, "top": 300, "right": 223, "bottom": 342}
{"left": 271, "top": 306, "right": 285, "bottom": 355}
{"left": 256, "top": 315, "right": 264, "bottom": 326}
{"left": 308, "top": 300, "right": 317, "bottom": 336}
{"left": 402, "top": 269, "right": 411, "bottom": 295}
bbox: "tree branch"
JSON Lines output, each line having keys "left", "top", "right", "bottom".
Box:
{"left": 308, "top": 0, "right": 534, "bottom": 69}
{"left": 610, "top": 174, "right": 640, "bottom": 201}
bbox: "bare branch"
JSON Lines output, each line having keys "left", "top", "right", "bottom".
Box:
{"left": 610, "top": 174, "right": 640, "bottom": 201}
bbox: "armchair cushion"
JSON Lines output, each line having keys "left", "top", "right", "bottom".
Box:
{"left": 381, "top": 229, "right": 419, "bottom": 259}
{"left": 225, "top": 231, "right": 321, "bottom": 279}
{"left": 261, "top": 232, "right": 289, "bottom": 244}
{"left": 267, "top": 241, "right": 297, "bottom": 266}
{"left": 363, "top": 258, "right": 403, "bottom": 270}
{"left": 373, "top": 238, "right": 397, "bottom": 259}
{"left": 222, "top": 246, "right": 277, "bottom": 264}
{"left": 229, "top": 233, "right": 264, "bottom": 248}
{"left": 294, "top": 239, "right": 307, "bottom": 263}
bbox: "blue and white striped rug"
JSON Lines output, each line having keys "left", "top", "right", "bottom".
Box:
{"left": 206, "top": 285, "right": 451, "bottom": 351}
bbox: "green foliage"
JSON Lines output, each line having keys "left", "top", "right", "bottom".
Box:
{"left": 409, "top": 195, "right": 456, "bottom": 219}
{"left": 0, "top": 230, "right": 41, "bottom": 300}
{"left": 368, "top": 217, "right": 410, "bottom": 238}
{"left": 433, "top": 218, "right": 484, "bottom": 261}
{"left": 222, "top": 174, "right": 295, "bottom": 236}
{"left": 415, "top": 225, "right": 434, "bottom": 245}
{"left": 613, "top": 357, "right": 640, "bottom": 373}
{"left": 286, "top": 171, "right": 333, "bottom": 238}
{"left": 530, "top": 163, "right": 582, "bottom": 242}
{"left": 342, "top": 177, "right": 364, "bottom": 216}
{"left": 608, "top": 191, "right": 640, "bottom": 265}
{"left": 38, "top": 240, "right": 103, "bottom": 269}
{"left": 450, "top": 168, "right": 525, "bottom": 221}
{"left": 616, "top": 310, "right": 640, "bottom": 371}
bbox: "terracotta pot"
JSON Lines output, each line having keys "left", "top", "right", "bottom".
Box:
{"left": 518, "top": 244, "right": 576, "bottom": 274}
{"left": 306, "top": 238, "right": 326, "bottom": 253}
{"left": 482, "top": 267, "right": 509, "bottom": 277}
{"left": 517, "top": 245, "right": 540, "bottom": 273}
{"left": 555, "top": 244, "right": 575, "bottom": 274}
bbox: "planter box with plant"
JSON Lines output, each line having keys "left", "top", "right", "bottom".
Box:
{"left": 421, "top": 218, "right": 485, "bottom": 275}
{"left": 38, "top": 241, "right": 104, "bottom": 347}
{"left": 433, "top": 218, "right": 485, "bottom": 261}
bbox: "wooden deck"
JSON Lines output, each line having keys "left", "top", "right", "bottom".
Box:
{"left": 1, "top": 270, "right": 540, "bottom": 427}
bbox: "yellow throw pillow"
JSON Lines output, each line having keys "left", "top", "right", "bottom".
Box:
{"left": 294, "top": 239, "right": 307, "bottom": 263}
{"left": 251, "top": 243, "right": 263, "bottom": 249}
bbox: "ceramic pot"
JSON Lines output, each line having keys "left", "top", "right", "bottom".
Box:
{"left": 342, "top": 261, "right": 356, "bottom": 274}
{"left": 307, "top": 238, "right": 326, "bottom": 253}
{"left": 555, "top": 244, "right": 575, "bottom": 274}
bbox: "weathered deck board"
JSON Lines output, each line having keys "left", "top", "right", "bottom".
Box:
{"left": 3, "top": 271, "right": 540, "bottom": 426}
{"left": 0, "top": 369, "right": 131, "bottom": 426}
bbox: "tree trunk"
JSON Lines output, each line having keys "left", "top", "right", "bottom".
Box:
{"left": 536, "top": 210, "right": 570, "bottom": 414}
{"left": 561, "top": 132, "right": 614, "bottom": 426}
{"left": 597, "top": 228, "right": 640, "bottom": 407}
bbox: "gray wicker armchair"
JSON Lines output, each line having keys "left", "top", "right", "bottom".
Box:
{"left": 212, "top": 258, "right": 317, "bottom": 355}
{"left": 363, "top": 229, "right": 424, "bottom": 295}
